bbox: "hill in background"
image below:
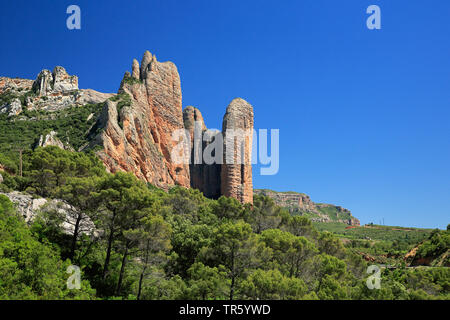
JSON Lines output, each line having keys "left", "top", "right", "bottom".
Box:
{"left": 254, "top": 189, "right": 360, "bottom": 226}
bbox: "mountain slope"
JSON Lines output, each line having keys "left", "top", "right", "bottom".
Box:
{"left": 254, "top": 189, "right": 360, "bottom": 226}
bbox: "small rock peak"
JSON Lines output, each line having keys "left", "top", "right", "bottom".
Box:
{"left": 183, "top": 106, "right": 206, "bottom": 131}
{"left": 183, "top": 105, "right": 195, "bottom": 112}
{"left": 119, "top": 71, "right": 132, "bottom": 92}
{"left": 34, "top": 130, "right": 73, "bottom": 151}
{"left": 146, "top": 54, "right": 159, "bottom": 75}
{"left": 52, "top": 66, "right": 68, "bottom": 79}
{"left": 140, "top": 51, "right": 153, "bottom": 80}
{"left": 32, "top": 66, "right": 78, "bottom": 95}
{"left": 131, "top": 59, "right": 140, "bottom": 79}
{"left": 223, "top": 98, "right": 254, "bottom": 132}
{"left": 52, "top": 66, "right": 78, "bottom": 91}
{"left": 225, "top": 98, "right": 254, "bottom": 115}
{"left": 32, "top": 69, "right": 53, "bottom": 96}
{"left": 221, "top": 97, "right": 254, "bottom": 204}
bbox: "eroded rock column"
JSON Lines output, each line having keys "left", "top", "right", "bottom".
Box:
{"left": 221, "top": 98, "right": 254, "bottom": 204}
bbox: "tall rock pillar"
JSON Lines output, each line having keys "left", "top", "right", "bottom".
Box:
{"left": 221, "top": 98, "right": 254, "bottom": 204}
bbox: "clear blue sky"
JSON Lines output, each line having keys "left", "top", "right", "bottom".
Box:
{"left": 1, "top": 0, "right": 449, "bottom": 228}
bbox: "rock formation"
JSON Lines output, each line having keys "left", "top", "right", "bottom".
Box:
{"left": 0, "top": 77, "right": 34, "bottom": 95}
{"left": 0, "top": 51, "right": 255, "bottom": 204}
{"left": 33, "top": 130, "right": 74, "bottom": 151}
{"left": 254, "top": 189, "right": 360, "bottom": 225}
{"left": 221, "top": 98, "right": 254, "bottom": 204}
{"left": 32, "top": 67, "right": 78, "bottom": 96}
{"left": 51, "top": 66, "right": 78, "bottom": 92}
{"left": 0, "top": 98, "right": 22, "bottom": 116}
{"left": 0, "top": 191, "right": 96, "bottom": 236}
{"left": 89, "top": 51, "right": 191, "bottom": 189}
{"left": 89, "top": 51, "right": 255, "bottom": 203}
{"left": 0, "top": 67, "right": 113, "bottom": 116}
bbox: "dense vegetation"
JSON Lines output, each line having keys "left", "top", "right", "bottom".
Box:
{"left": 0, "top": 102, "right": 103, "bottom": 165}
{"left": 0, "top": 147, "right": 448, "bottom": 300}
{"left": 313, "top": 222, "right": 444, "bottom": 266}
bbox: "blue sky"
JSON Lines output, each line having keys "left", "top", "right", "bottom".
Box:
{"left": 1, "top": 0, "right": 449, "bottom": 228}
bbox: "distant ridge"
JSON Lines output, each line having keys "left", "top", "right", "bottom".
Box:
{"left": 254, "top": 189, "right": 360, "bottom": 226}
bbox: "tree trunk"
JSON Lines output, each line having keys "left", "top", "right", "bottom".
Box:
{"left": 230, "top": 275, "right": 235, "bottom": 300}
{"left": 116, "top": 242, "right": 129, "bottom": 296}
{"left": 70, "top": 213, "right": 82, "bottom": 261}
{"left": 229, "top": 248, "right": 235, "bottom": 300}
{"left": 102, "top": 225, "right": 115, "bottom": 279}
{"left": 137, "top": 267, "right": 146, "bottom": 300}
{"left": 137, "top": 240, "right": 150, "bottom": 300}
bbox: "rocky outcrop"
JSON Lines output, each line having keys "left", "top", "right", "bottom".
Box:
{"left": 51, "top": 66, "right": 78, "bottom": 92}
{"left": 34, "top": 130, "right": 74, "bottom": 151}
{"left": 404, "top": 239, "right": 450, "bottom": 267}
{"left": 254, "top": 190, "right": 317, "bottom": 211}
{"left": 0, "top": 191, "right": 96, "bottom": 236}
{"left": 77, "top": 89, "right": 115, "bottom": 105}
{"left": 32, "top": 67, "right": 78, "bottom": 96}
{"left": 28, "top": 66, "right": 110, "bottom": 111}
{"left": 221, "top": 98, "right": 254, "bottom": 204}
{"left": 254, "top": 189, "right": 360, "bottom": 225}
{"left": 87, "top": 51, "right": 254, "bottom": 203}
{"left": 32, "top": 69, "right": 54, "bottom": 96}
{"left": 0, "top": 98, "right": 22, "bottom": 116}
{"left": 0, "top": 67, "right": 114, "bottom": 116}
{"left": 0, "top": 51, "right": 255, "bottom": 204}
{"left": 0, "top": 77, "right": 33, "bottom": 95}
{"left": 89, "top": 51, "right": 190, "bottom": 189}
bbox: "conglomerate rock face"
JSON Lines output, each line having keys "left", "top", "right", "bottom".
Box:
{"left": 0, "top": 51, "right": 255, "bottom": 203}
{"left": 221, "top": 98, "right": 254, "bottom": 204}
{"left": 91, "top": 51, "right": 191, "bottom": 189}
{"left": 91, "top": 51, "right": 254, "bottom": 202}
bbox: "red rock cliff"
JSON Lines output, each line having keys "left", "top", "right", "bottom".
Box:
{"left": 89, "top": 51, "right": 254, "bottom": 204}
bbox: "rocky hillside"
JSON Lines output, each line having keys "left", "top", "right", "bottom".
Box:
{"left": 404, "top": 229, "right": 450, "bottom": 267}
{"left": 0, "top": 191, "right": 96, "bottom": 236}
{"left": 254, "top": 189, "right": 360, "bottom": 226}
{"left": 0, "top": 68, "right": 113, "bottom": 116}
{"left": 0, "top": 50, "right": 255, "bottom": 204}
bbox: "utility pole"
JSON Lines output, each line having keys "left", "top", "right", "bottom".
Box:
{"left": 13, "top": 147, "right": 23, "bottom": 177}
{"left": 18, "top": 148, "right": 23, "bottom": 177}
